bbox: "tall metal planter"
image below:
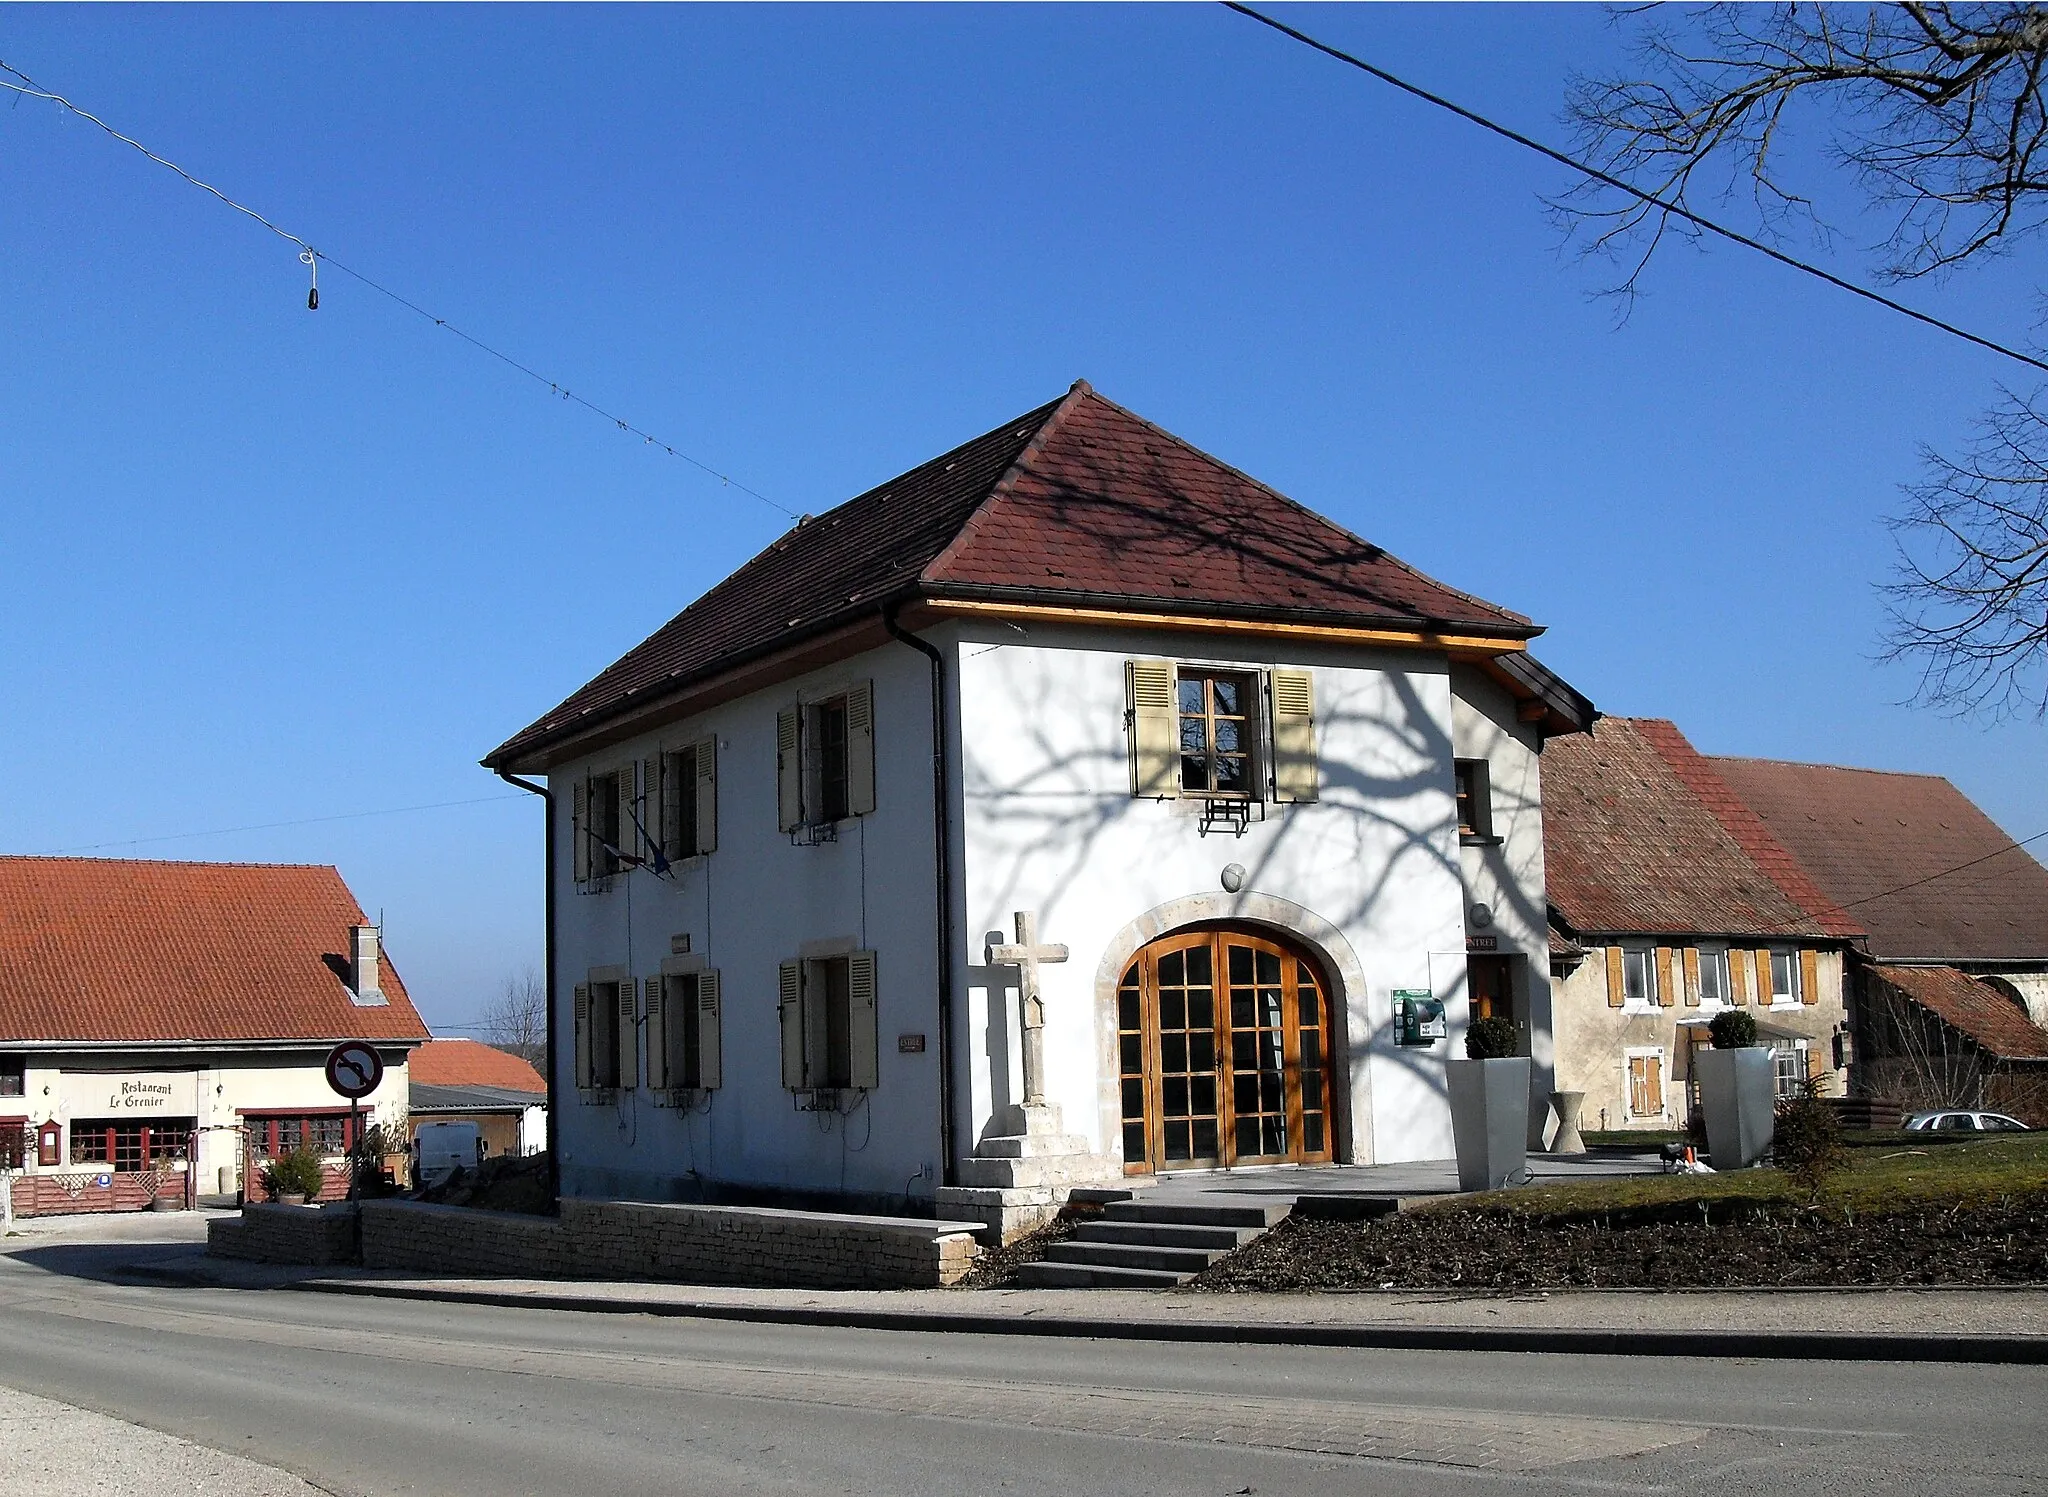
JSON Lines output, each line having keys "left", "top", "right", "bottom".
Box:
{"left": 1695, "top": 1046, "right": 1775, "bottom": 1170}
{"left": 1446, "top": 1057, "right": 1531, "bottom": 1193}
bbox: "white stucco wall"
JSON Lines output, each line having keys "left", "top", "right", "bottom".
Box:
{"left": 548, "top": 643, "right": 946, "bottom": 1207}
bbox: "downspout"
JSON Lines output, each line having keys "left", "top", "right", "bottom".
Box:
{"left": 495, "top": 768, "right": 559, "bottom": 1210}
{"left": 882, "top": 604, "right": 959, "bottom": 1189}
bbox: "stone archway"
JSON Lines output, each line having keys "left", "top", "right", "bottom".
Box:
{"left": 1092, "top": 893, "right": 1374, "bottom": 1169}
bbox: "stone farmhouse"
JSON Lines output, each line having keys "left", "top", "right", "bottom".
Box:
{"left": 1712, "top": 757, "right": 2048, "bottom": 1125}
{"left": 484, "top": 381, "right": 1594, "bottom": 1237}
{"left": 0, "top": 857, "right": 426, "bottom": 1215}
{"left": 1541, "top": 718, "right": 1862, "bottom": 1134}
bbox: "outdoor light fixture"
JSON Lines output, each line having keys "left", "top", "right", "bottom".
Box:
{"left": 1221, "top": 863, "right": 1246, "bottom": 893}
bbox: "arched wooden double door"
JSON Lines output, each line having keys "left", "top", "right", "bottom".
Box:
{"left": 1117, "top": 927, "right": 1337, "bottom": 1173}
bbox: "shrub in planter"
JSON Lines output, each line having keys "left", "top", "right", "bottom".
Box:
{"left": 261, "top": 1145, "right": 326, "bottom": 1203}
{"left": 1466, "top": 1016, "right": 1518, "bottom": 1060}
{"left": 1774, "top": 1077, "right": 1847, "bottom": 1192}
{"left": 1708, "top": 1009, "right": 1757, "bottom": 1050}
{"left": 1448, "top": 1017, "right": 1529, "bottom": 1192}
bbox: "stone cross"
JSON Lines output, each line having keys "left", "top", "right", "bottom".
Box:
{"left": 986, "top": 910, "right": 1068, "bottom": 1107}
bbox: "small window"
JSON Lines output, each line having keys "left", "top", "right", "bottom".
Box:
{"left": 1621, "top": 947, "right": 1657, "bottom": 1008}
{"left": 1768, "top": 949, "right": 1800, "bottom": 1005}
{"left": 812, "top": 699, "right": 851, "bottom": 824}
{"left": 1453, "top": 759, "right": 1494, "bottom": 841}
{"left": 664, "top": 745, "right": 700, "bottom": 861}
{"left": 1770, "top": 1041, "right": 1808, "bottom": 1099}
{"left": 780, "top": 951, "right": 879, "bottom": 1092}
{"left": 589, "top": 979, "right": 623, "bottom": 1088}
{"left": 1177, "top": 671, "right": 1256, "bottom": 797}
{"left": 1696, "top": 948, "right": 1730, "bottom": 1006}
{"left": 71, "top": 1118, "right": 197, "bottom": 1168}
{"left": 664, "top": 973, "right": 705, "bottom": 1089}
{"left": 0, "top": 1056, "right": 22, "bottom": 1098}
{"left": 586, "top": 773, "right": 623, "bottom": 878}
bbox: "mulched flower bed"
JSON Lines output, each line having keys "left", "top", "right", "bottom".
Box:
{"left": 955, "top": 1212, "right": 1080, "bottom": 1289}
{"left": 1191, "top": 1189, "right": 2048, "bottom": 1292}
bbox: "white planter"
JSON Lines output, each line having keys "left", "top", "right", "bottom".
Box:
{"left": 1447, "top": 1057, "right": 1531, "bottom": 1193}
{"left": 1695, "top": 1047, "right": 1775, "bottom": 1170}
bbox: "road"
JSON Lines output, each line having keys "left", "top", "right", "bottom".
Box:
{"left": 1, "top": 1224, "right": 2042, "bottom": 1497}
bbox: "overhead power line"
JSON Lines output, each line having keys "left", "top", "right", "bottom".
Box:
{"left": 1221, "top": 3, "right": 2048, "bottom": 379}
{"left": 33, "top": 793, "right": 529, "bottom": 856}
{"left": 0, "top": 60, "right": 797, "bottom": 520}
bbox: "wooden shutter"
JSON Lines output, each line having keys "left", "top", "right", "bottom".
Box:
{"left": 697, "top": 970, "right": 722, "bottom": 1090}
{"left": 846, "top": 680, "right": 876, "bottom": 817}
{"left": 657, "top": 750, "right": 681, "bottom": 862}
{"left": 572, "top": 780, "right": 590, "bottom": 883}
{"left": 616, "top": 978, "right": 638, "bottom": 1089}
{"left": 1128, "top": 659, "right": 1179, "bottom": 799}
{"left": 642, "top": 756, "right": 660, "bottom": 860}
{"left": 1729, "top": 948, "right": 1749, "bottom": 1005}
{"left": 617, "top": 765, "right": 639, "bottom": 863}
{"left": 1604, "top": 946, "right": 1625, "bottom": 1008}
{"left": 848, "top": 950, "right": 879, "bottom": 1090}
{"left": 778, "top": 961, "right": 805, "bottom": 1088}
{"left": 1655, "top": 947, "right": 1675, "bottom": 1008}
{"left": 644, "top": 977, "right": 668, "bottom": 1091}
{"left": 1806, "top": 1044, "right": 1826, "bottom": 1082}
{"left": 1682, "top": 948, "right": 1701, "bottom": 1007}
{"left": 1645, "top": 1054, "right": 1664, "bottom": 1114}
{"left": 1270, "top": 669, "right": 1318, "bottom": 803}
{"left": 1627, "top": 1056, "right": 1647, "bottom": 1116}
{"left": 1755, "top": 949, "right": 1775, "bottom": 1003}
{"left": 776, "top": 708, "right": 803, "bottom": 831}
{"left": 1800, "top": 949, "right": 1820, "bottom": 1006}
{"left": 694, "top": 736, "right": 718, "bottom": 855}
{"left": 572, "top": 984, "right": 592, "bottom": 1089}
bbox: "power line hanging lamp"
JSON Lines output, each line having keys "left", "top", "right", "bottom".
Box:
{"left": 300, "top": 246, "right": 319, "bottom": 310}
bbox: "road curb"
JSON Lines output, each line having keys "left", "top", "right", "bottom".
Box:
{"left": 277, "top": 1275, "right": 2048, "bottom": 1365}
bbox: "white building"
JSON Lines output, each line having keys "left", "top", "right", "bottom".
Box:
{"left": 0, "top": 858, "right": 426, "bottom": 1215}
{"left": 486, "top": 383, "right": 1592, "bottom": 1234}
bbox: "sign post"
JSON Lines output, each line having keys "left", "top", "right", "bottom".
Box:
{"left": 324, "top": 1041, "right": 385, "bottom": 1203}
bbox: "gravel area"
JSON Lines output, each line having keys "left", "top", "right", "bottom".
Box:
{"left": 0, "top": 1384, "right": 318, "bottom": 1497}
{"left": 1193, "top": 1189, "right": 2048, "bottom": 1293}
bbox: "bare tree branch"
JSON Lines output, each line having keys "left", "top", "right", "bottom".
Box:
{"left": 478, "top": 967, "right": 547, "bottom": 1068}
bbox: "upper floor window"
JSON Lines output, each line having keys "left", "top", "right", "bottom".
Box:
{"left": 1768, "top": 949, "right": 1801, "bottom": 1006}
{"left": 1620, "top": 946, "right": 1659, "bottom": 1010}
{"left": 1453, "top": 759, "right": 1495, "bottom": 842}
{"left": 0, "top": 1056, "right": 22, "bottom": 1098}
{"left": 1695, "top": 947, "right": 1731, "bottom": 1006}
{"left": 1179, "top": 671, "right": 1255, "bottom": 797}
{"left": 653, "top": 737, "right": 718, "bottom": 863}
{"left": 572, "top": 768, "right": 627, "bottom": 883}
{"left": 778, "top": 682, "right": 875, "bottom": 833}
{"left": 1127, "top": 659, "right": 1317, "bottom": 804}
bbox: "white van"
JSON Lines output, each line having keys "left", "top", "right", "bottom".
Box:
{"left": 412, "top": 1122, "right": 484, "bottom": 1186}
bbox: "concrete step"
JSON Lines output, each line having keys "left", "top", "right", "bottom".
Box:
{"left": 953, "top": 1156, "right": 1105, "bottom": 1190}
{"left": 1069, "top": 1219, "right": 1258, "bottom": 1251}
{"left": 1101, "top": 1198, "right": 1293, "bottom": 1230}
{"left": 1042, "top": 1239, "right": 1219, "bottom": 1275}
{"left": 1015, "top": 1259, "right": 1192, "bottom": 1289}
{"left": 975, "top": 1133, "right": 1097, "bottom": 1160}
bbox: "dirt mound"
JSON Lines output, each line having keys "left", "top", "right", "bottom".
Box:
{"left": 410, "top": 1151, "right": 552, "bottom": 1216}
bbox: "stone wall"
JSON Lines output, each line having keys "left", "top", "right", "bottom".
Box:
{"left": 213, "top": 1196, "right": 981, "bottom": 1289}
{"left": 207, "top": 1202, "right": 358, "bottom": 1266}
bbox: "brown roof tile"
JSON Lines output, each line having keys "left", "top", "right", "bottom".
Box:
{"left": 0, "top": 858, "right": 431, "bottom": 1045}
{"left": 487, "top": 383, "right": 1538, "bottom": 768}
{"left": 1711, "top": 758, "right": 2048, "bottom": 963}
{"left": 1867, "top": 963, "right": 2048, "bottom": 1060}
{"left": 1542, "top": 718, "right": 1851, "bottom": 940}
{"left": 408, "top": 1039, "right": 543, "bottom": 1093}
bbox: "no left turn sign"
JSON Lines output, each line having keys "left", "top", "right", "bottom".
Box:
{"left": 324, "top": 1041, "right": 385, "bottom": 1100}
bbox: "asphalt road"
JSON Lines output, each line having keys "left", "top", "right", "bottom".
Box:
{"left": 2, "top": 1231, "right": 2043, "bottom": 1497}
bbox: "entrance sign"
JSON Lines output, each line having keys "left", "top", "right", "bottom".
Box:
{"left": 324, "top": 1042, "right": 384, "bottom": 1100}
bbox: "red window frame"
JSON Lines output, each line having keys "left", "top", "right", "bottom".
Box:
{"left": 239, "top": 1109, "right": 356, "bottom": 1158}
{"left": 66, "top": 1118, "right": 194, "bottom": 1169}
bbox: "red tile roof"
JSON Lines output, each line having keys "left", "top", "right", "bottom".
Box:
{"left": 408, "top": 1039, "right": 543, "bottom": 1093}
{"left": 1866, "top": 963, "right": 2048, "bottom": 1060}
{"left": 0, "top": 858, "right": 430, "bottom": 1045}
{"left": 1541, "top": 718, "right": 1854, "bottom": 941}
{"left": 487, "top": 383, "right": 1540, "bottom": 768}
{"left": 1711, "top": 758, "right": 2048, "bottom": 963}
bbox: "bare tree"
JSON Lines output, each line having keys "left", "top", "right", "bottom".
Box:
{"left": 1559, "top": 4, "right": 2048, "bottom": 716}
{"left": 479, "top": 967, "right": 546, "bottom": 1067}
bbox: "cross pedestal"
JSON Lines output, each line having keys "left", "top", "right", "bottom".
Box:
{"left": 935, "top": 910, "right": 1121, "bottom": 1244}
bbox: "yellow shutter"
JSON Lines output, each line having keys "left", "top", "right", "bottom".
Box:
{"left": 1800, "top": 949, "right": 1820, "bottom": 1006}
{"left": 1655, "top": 947, "right": 1675, "bottom": 1008}
{"left": 1683, "top": 948, "right": 1701, "bottom": 1008}
{"left": 1604, "top": 946, "right": 1625, "bottom": 1008}
{"left": 572, "top": 983, "right": 592, "bottom": 1089}
{"left": 1270, "top": 669, "right": 1318, "bottom": 803}
{"left": 1755, "top": 949, "right": 1776, "bottom": 1003}
{"left": 571, "top": 780, "right": 589, "bottom": 883}
{"left": 846, "top": 680, "right": 876, "bottom": 817}
{"left": 848, "top": 950, "right": 879, "bottom": 1090}
{"left": 1645, "top": 1053, "right": 1664, "bottom": 1114}
{"left": 1627, "top": 1056, "right": 1648, "bottom": 1116}
{"left": 779, "top": 961, "right": 805, "bottom": 1089}
{"left": 1806, "top": 1044, "right": 1826, "bottom": 1083}
{"left": 776, "top": 708, "right": 803, "bottom": 831}
{"left": 694, "top": 735, "right": 718, "bottom": 855}
{"left": 1729, "top": 948, "right": 1749, "bottom": 1005}
{"left": 697, "top": 970, "right": 722, "bottom": 1090}
{"left": 1127, "top": 659, "right": 1179, "bottom": 799}
{"left": 616, "top": 978, "right": 638, "bottom": 1089}
{"left": 644, "top": 976, "right": 667, "bottom": 1091}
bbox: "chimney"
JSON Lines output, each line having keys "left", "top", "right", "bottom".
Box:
{"left": 349, "top": 924, "right": 385, "bottom": 1005}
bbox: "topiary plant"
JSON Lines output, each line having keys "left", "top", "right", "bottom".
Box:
{"left": 261, "top": 1145, "right": 326, "bottom": 1201}
{"left": 1465, "top": 1015, "right": 1519, "bottom": 1060}
{"left": 1708, "top": 1009, "right": 1758, "bottom": 1050}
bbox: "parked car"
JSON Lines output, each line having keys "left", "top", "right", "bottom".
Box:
{"left": 1903, "top": 1110, "right": 2032, "bottom": 1132}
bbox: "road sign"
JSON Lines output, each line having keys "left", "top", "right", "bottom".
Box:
{"left": 324, "top": 1041, "right": 385, "bottom": 1100}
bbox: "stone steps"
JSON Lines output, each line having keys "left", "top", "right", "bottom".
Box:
{"left": 1014, "top": 1193, "right": 1293, "bottom": 1288}
{"left": 1067, "top": 1219, "right": 1259, "bottom": 1251}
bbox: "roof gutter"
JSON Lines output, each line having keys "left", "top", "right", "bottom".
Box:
{"left": 882, "top": 601, "right": 959, "bottom": 1192}
{"left": 495, "top": 768, "right": 560, "bottom": 1213}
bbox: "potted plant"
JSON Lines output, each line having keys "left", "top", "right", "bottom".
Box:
{"left": 1694, "top": 1009, "right": 1775, "bottom": 1170}
{"left": 1447, "top": 1015, "right": 1530, "bottom": 1192}
{"left": 260, "top": 1145, "right": 327, "bottom": 1205}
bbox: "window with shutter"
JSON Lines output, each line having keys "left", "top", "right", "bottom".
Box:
{"left": 1765, "top": 948, "right": 1793, "bottom": 1005}
{"left": 584, "top": 977, "right": 624, "bottom": 1091}
{"left": 1682, "top": 947, "right": 1701, "bottom": 1007}
{"left": 1127, "top": 659, "right": 1179, "bottom": 799}
{"left": 644, "top": 977, "right": 668, "bottom": 1091}
{"left": 1696, "top": 947, "right": 1733, "bottom": 1007}
{"left": 585, "top": 773, "right": 623, "bottom": 878}
{"left": 847, "top": 950, "right": 879, "bottom": 1090}
{"left": 1604, "top": 946, "right": 1625, "bottom": 1008}
{"left": 616, "top": 978, "right": 638, "bottom": 1089}
{"left": 1620, "top": 946, "right": 1657, "bottom": 1010}
{"left": 1626, "top": 1051, "right": 1664, "bottom": 1118}
{"left": 694, "top": 735, "right": 718, "bottom": 854}
{"left": 1270, "top": 669, "right": 1318, "bottom": 803}
{"left": 778, "top": 961, "right": 805, "bottom": 1088}
{"left": 571, "top": 781, "right": 589, "bottom": 884}
{"left": 845, "top": 681, "right": 875, "bottom": 817}
{"left": 1799, "top": 949, "right": 1821, "bottom": 1007}
{"left": 696, "top": 970, "right": 722, "bottom": 1090}
{"left": 1728, "top": 948, "right": 1750, "bottom": 1005}
{"left": 1176, "top": 669, "right": 1256, "bottom": 796}
{"left": 776, "top": 709, "right": 803, "bottom": 832}
{"left": 573, "top": 983, "right": 592, "bottom": 1089}
{"left": 1454, "top": 760, "right": 1495, "bottom": 841}
{"left": 1655, "top": 947, "right": 1676, "bottom": 1008}
{"left": 661, "top": 744, "right": 696, "bottom": 862}
{"left": 781, "top": 954, "right": 877, "bottom": 1091}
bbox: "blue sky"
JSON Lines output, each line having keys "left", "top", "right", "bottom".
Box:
{"left": 4, "top": 4, "right": 2040, "bottom": 1038}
